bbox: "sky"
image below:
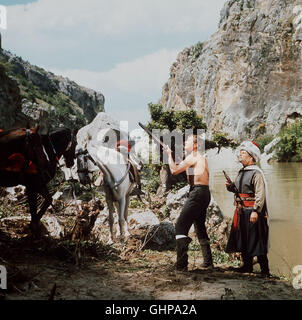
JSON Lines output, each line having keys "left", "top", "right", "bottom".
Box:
{"left": 0, "top": 0, "right": 226, "bottom": 130}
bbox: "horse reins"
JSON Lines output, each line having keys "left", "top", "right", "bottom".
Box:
{"left": 48, "top": 135, "right": 59, "bottom": 163}
{"left": 76, "top": 149, "right": 132, "bottom": 190}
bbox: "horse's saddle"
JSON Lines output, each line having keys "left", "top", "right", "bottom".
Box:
{"left": 128, "top": 159, "right": 140, "bottom": 186}
{"left": 91, "top": 159, "right": 140, "bottom": 188}
{"left": 0, "top": 153, "right": 38, "bottom": 174}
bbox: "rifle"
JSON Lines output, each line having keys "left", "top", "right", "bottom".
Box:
{"left": 223, "top": 170, "right": 243, "bottom": 205}
{"left": 138, "top": 122, "right": 166, "bottom": 149}
{"left": 223, "top": 170, "right": 244, "bottom": 230}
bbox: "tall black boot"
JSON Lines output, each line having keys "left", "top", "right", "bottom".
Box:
{"left": 258, "top": 255, "right": 270, "bottom": 277}
{"left": 176, "top": 237, "right": 192, "bottom": 271}
{"left": 199, "top": 238, "right": 214, "bottom": 269}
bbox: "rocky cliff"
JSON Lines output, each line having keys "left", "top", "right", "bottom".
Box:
{"left": 0, "top": 62, "right": 27, "bottom": 129}
{"left": 160, "top": 0, "right": 302, "bottom": 140}
{"left": 0, "top": 46, "right": 105, "bottom": 131}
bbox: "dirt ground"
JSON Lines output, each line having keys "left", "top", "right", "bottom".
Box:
{"left": 1, "top": 215, "right": 302, "bottom": 301}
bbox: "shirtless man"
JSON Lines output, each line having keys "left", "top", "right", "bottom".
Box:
{"left": 164, "top": 134, "right": 213, "bottom": 271}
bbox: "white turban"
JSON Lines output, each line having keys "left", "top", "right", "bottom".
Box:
{"left": 238, "top": 141, "right": 261, "bottom": 163}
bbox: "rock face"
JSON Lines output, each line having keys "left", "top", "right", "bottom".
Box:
{"left": 56, "top": 76, "right": 105, "bottom": 124}
{"left": 0, "top": 63, "right": 26, "bottom": 129}
{"left": 160, "top": 0, "right": 302, "bottom": 140}
{"left": 0, "top": 49, "right": 105, "bottom": 131}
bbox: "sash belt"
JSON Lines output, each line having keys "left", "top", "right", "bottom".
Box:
{"left": 232, "top": 193, "right": 256, "bottom": 230}
{"left": 238, "top": 193, "right": 255, "bottom": 207}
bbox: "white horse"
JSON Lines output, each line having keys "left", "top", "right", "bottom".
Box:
{"left": 76, "top": 143, "right": 135, "bottom": 244}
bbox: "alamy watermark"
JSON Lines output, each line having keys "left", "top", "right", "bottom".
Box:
{"left": 0, "top": 265, "right": 7, "bottom": 290}
{"left": 0, "top": 5, "right": 7, "bottom": 30}
{"left": 91, "top": 121, "right": 206, "bottom": 170}
{"left": 292, "top": 265, "right": 302, "bottom": 290}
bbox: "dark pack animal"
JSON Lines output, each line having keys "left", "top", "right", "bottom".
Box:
{"left": 0, "top": 127, "right": 77, "bottom": 235}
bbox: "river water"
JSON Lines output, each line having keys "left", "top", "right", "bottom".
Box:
{"left": 207, "top": 148, "right": 302, "bottom": 278}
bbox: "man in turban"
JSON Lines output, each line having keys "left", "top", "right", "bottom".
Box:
{"left": 225, "top": 141, "right": 270, "bottom": 277}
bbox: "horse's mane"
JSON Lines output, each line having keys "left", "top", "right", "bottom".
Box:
{"left": 49, "top": 127, "right": 70, "bottom": 137}
{"left": 46, "top": 128, "right": 71, "bottom": 146}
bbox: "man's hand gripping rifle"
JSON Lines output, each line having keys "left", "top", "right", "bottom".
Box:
{"left": 223, "top": 170, "right": 244, "bottom": 208}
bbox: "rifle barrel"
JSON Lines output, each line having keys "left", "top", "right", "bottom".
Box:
{"left": 138, "top": 122, "right": 165, "bottom": 148}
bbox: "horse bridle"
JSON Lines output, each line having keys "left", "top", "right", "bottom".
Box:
{"left": 76, "top": 149, "right": 132, "bottom": 190}
{"left": 47, "top": 130, "right": 75, "bottom": 164}
{"left": 65, "top": 131, "right": 74, "bottom": 152}
{"left": 76, "top": 149, "right": 97, "bottom": 175}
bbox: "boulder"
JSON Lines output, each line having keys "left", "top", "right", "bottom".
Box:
{"left": 206, "top": 198, "right": 224, "bottom": 227}
{"left": 52, "top": 191, "right": 63, "bottom": 201}
{"left": 141, "top": 221, "right": 176, "bottom": 250}
{"left": 165, "top": 185, "right": 189, "bottom": 223}
{"left": 128, "top": 210, "right": 160, "bottom": 229}
{"left": 5, "top": 185, "right": 26, "bottom": 201}
{"left": 91, "top": 209, "right": 118, "bottom": 242}
{"left": 0, "top": 215, "right": 65, "bottom": 239}
{"left": 41, "top": 215, "right": 65, "bottom": 239}
{"left": 166, "top": 185, "right": 190, "bottom": 210}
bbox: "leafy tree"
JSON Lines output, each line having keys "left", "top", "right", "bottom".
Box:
{"left": 147, "top": 103, "right": 206, "bottom": 132}
{"left": 212, "top": 131, "right": 239, "bottom": 152}
{"left": 275, "top": 121, "right": 302, "bottom": 162}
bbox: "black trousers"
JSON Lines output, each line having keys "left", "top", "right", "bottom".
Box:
{"left": 175, "top": 185, "right": 211, "bottom": 239}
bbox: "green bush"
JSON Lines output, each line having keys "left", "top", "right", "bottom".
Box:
{"left": 275, "top": 121, "right": 302, "bottom": 162}
{"left": 129, "top": 198, "right": 144, "bottom": 209}
{"left": 141, "top": 163, "right": 161, "bottom": 194}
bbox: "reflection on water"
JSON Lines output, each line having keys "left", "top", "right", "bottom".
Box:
{"left": 207, "top": 148, "right": 302, "bottom": 278}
